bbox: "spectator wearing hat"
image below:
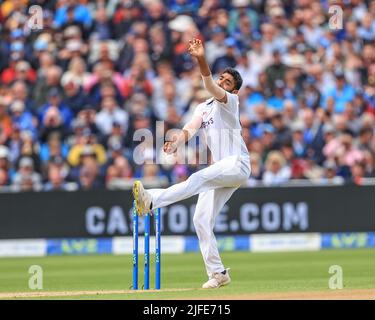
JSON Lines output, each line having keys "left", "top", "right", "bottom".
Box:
{"left": 12, "top": 156, "right": 42, "bottom": 192}
{"left": 262, "top": 150, "right": 291, "bottom": 186}
{"left": 9, "top": 100, "right": 37, "bottom": 139}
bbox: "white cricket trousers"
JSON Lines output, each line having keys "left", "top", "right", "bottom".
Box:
{"left": 148, "top": 155, "right": 251, "bottom": 276}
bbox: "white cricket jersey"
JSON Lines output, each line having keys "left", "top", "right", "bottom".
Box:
{"left": 193, "top": 93, "right": 250, "bottom": 162}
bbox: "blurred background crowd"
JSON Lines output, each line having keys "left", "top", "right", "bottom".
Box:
{"left": 0, "top": 0, "right": 374, "bottom": 192}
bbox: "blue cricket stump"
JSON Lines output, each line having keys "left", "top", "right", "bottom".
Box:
{"left": 132, "top": 202, "right": 161, "bottom": 290}
{"left": 132, "top": 201, "right": 138, "bottom": 290}
{"left": 155, "top": 207, "right": 161, "bottom": 290}
{"left": 144, "top": 213, "right": 150, "bottom": 290}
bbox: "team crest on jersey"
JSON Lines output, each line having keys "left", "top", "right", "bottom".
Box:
{"left": 201, "top": 117, "right": 214, "bottom": 129}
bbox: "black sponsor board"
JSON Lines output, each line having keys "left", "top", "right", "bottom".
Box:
{"left": 0, "top": 185, "right": 374, "bottom": 239}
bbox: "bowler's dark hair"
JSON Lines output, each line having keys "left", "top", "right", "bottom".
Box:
{"left": 222, "top": 67, "right": 243, "bottom": 91}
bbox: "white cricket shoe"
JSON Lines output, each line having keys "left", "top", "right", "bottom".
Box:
{"left": 202, "top": 268, "right": 231, "bottom": 289}
{"left": 132, "top": 180, "right": 152, "bottom": 216}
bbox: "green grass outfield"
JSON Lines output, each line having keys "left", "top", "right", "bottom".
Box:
{"left": 0, "top": 249, "right": 374, "bottom": 299}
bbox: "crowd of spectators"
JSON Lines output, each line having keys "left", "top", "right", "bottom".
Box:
{"left": 0, "top": 0, "right": 374, "bottom": 192}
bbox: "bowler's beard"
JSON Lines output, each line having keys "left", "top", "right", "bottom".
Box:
{"left": 218, "top": 83, "right": 235, "bottom": 93}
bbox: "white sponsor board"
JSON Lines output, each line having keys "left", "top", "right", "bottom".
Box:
{"left": 251, "top": 233, "right": 321, "bottom": 252}
{"left": 113, "top": 236, "right": 185, "bottom": 254}
{"left": 0, "top": 239, "right": 46, "bottom": 257}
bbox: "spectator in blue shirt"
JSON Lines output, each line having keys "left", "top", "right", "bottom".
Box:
{"left": 323, "top": 72, "right": 355, "bottom": 113}
{"left": 54, "top": 2, "right": 92, "bottom": 29}
{"left": 168, "top": 0, "right": 200, "bottom": 15}
{"left": 357, "top": 13, "right": 375, "bottom": 42}
{"left": 267, "top": 80, "right": 286, "bottom": 111}
{"left": 9, "top": 100, "right": 37, "bottom": 140}
{"left": 38, "top": 88, "right": 73, "bottom": 130}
